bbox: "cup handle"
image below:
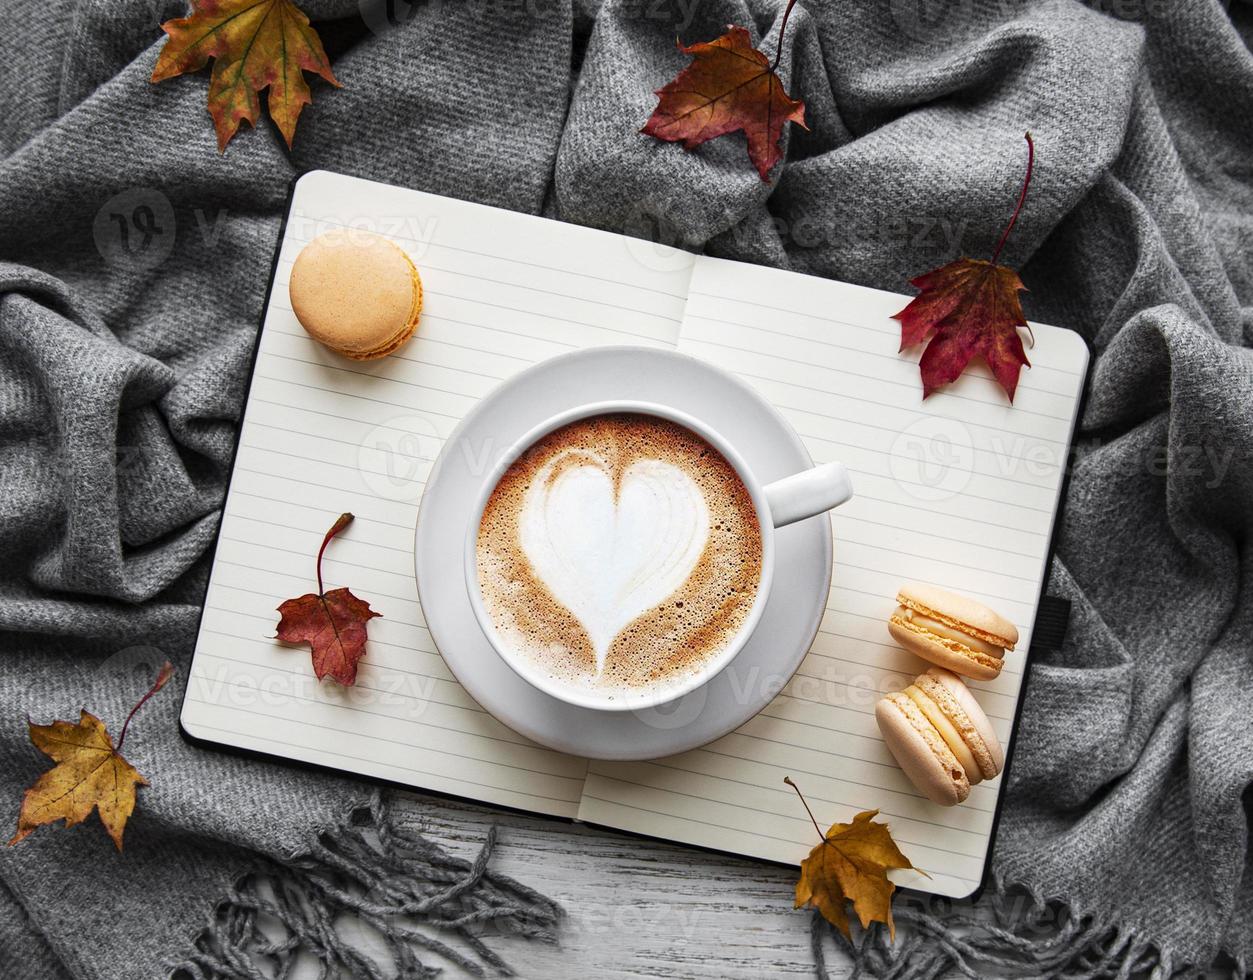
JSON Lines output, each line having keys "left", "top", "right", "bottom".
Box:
{"left": 762, "top": 462, "right": 853, "bottom": 528}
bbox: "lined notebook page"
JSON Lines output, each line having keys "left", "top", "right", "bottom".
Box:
{"left": 181, "top": 172, "right": 695, "bottom": 819}
{"left": 578, "top": 256, "right": 1087, "bottom": 895}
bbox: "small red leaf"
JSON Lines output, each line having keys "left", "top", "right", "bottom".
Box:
{"left": 277, "top": 588, "right": 379, "bottom": 685}
{"left": 894, "top": 133, "right": 1037, "bottom": 402}
{"left": 274, "top": 513, "right": 380, "bottom": 685}
{"left": 896, "top": 258, "right": 1031, "bottom": 401}
{"left": 641, "top": 17, "right": 806, "bottom": 182}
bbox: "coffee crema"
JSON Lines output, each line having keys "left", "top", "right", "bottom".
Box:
{"left": 476, "top": 413, "right": 763, "bottom": 701}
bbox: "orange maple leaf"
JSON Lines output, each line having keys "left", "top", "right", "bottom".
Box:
{"left": 641, "top": 3, "right": 807, "bottom": 182}
{"left": 10, "top": 663, "right": 174, "bottom": 851}
{"left": 788, "top": 778, "right": 920, "bottom": 939}
{"left": 276, "top": 513, "right": 381, "bottom": 686}
{"left": 151, "top": 0, "right": 340, "bottom": 151}
{"left": 894, "top": 133, "right": 1037, "bottom": 401}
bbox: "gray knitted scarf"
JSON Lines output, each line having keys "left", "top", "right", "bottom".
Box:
{"left": 1, "top": 1, "right": 1249, "bottom": 978}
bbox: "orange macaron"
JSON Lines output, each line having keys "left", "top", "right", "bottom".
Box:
{"left": 887, "top": 583, "right": 1018, "bottom": 681}
{"left": 875, "top": 667, "right": 1004, "bottom": 807}
{"left": 289, "top": 229, "right": 423, "bottom": 360}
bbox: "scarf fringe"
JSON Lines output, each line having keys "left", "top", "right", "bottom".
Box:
{"left": 168, "top": 793, "right": 564, "bottom": 979}
{"left": 810, "top": 871, "right": 1242, "bottom": 980}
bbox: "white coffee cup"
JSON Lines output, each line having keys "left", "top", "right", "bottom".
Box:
{"left": 464, "top": 400, "right": 852, "bottom": 712}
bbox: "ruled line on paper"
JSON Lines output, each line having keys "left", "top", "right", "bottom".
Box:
{"left": 196, "top": 631, "right": 452, "bottom": 690}
{"left": 184, "top": 715, "right": 585, "bottom": 813}
{"left": 270, "top": 293, "right": 680, "bottom": 341}
{"left": 681, "top": 314, "right": 1078, "bottom": 416}
{"left": 279, "top": 207, "right": 692, "bottom": 300}
{"left": 684, "top": 287, "right": 1083, "bottom": 378}
{"left": 382, "top": 263, "right": 686, "bottom": 323}
{"left": 578, "top": 776, "right": 984, "bottom": 885}
{"left": 688, "top": 744, "right": 998, "bottom": 825}
{"left": 262, "top": 347, "right": 510, "bottom": 393}
{"left": 586, "top": 767, "right": 992, "bottom": 858}
{"left": 682, "top": 349, "right": 1075, "bottom": 448}
{"left": 186, "top": 667, "right": 569, "bottom": 772}
{"left": 577, "top": 791, "right": 980, "bottom": 892}
{"left": 274, "top": 216, "right": 691, "bottom": 308}
{"left": 640, "top": 754, "right": 1000, "bottom": 833}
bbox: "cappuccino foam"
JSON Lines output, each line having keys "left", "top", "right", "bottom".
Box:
{"left": 476, "top": 414, "right": 762, "bottom": 702}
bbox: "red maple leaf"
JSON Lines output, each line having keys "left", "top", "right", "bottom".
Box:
{"left": 894, "top": 133, "right": 1037, "bottom": 402}
{"left": 641, "top": 0, "right": 806, "bottom": 182}
{"left": 276, "top": 513, "right": 380, "bottom": 685}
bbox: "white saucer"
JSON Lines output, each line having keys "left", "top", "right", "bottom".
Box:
{"left": 414, "top": 347, "right": 832, "bottom": 760}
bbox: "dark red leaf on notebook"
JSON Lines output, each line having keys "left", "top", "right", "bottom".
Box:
{"left": 893, "top": 133, "right": 1036, "bottom": 402}
{"left": 276, "top": 513, "right": 380, "bottom": 686}
{"left": 641, "top": 1, "right": 807, "bottom": 182}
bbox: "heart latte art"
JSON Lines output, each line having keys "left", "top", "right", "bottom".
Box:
{"left": 519, "top": 454, "right": 710, "bottom": 673}
{"left": 477, "top": 414, "right": 762, "bottom": 701}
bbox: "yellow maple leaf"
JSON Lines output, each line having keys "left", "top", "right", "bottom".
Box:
{"left": 151, "top": 0, "right": 340, "bottom": 151}
{"left": 788, "top": 777, "right": 920, "bottom": 939}
{"left": 9, "top": 663, "right": 173, "bottom": 851}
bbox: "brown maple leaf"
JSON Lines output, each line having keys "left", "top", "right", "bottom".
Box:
{"left": 894, "top": 133, "right": 1037, "bottom": 401}
{"left": 10, "top": 662, "right": 174, "bottom": 851}
{"left": 787, "top": 777, "right": 920, "bottom": 939}
{"left": 151, "top": 0, "right": 340, "bottom": 152}
{"left": 641, "top": 0, "right": 807, "bottom": 182}
{"left": 276, "top": 512, "right": 380, "bottom": 686}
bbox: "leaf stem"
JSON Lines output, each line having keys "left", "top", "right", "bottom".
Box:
{"left": 784, "top": 776, "right": 825, "bottom": 841}
{"left": 990, "top": 132, "right": 1034, "bottom": 267}
{"left": 316, "top": 513, "right": 354, "bottom": 595}
{"left": 771, "top": 0, "right": 800, "bottom": 71}
{"left": 116, "top": 661, "right": 174, "bottom": 753}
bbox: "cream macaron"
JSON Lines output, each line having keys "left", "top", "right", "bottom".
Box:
{"left": 888, "top": 583, "right": 1018, "bottom": 680}
{"left": 875, "top": 668, "right": 1004, "bottom": 807}
{"left": 289, "top": 229, "right": 423, "bottom": 360}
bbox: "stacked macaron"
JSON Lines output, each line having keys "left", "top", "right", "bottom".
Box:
{"left": 888, "top": 583, "right": 1018, "bottom": 680}
{"left": 876, "top": 667, "right": 1004, "bottom": 806}
{"left": 877, "top": 584, "right": 1018, "bottom": 807}
{"left": 289, "top": 229, "right": 423, "bottom": 360}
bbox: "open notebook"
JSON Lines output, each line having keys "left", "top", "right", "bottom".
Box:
{"left": 181, "top": 170, "right": 1088, "bottom": 899}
